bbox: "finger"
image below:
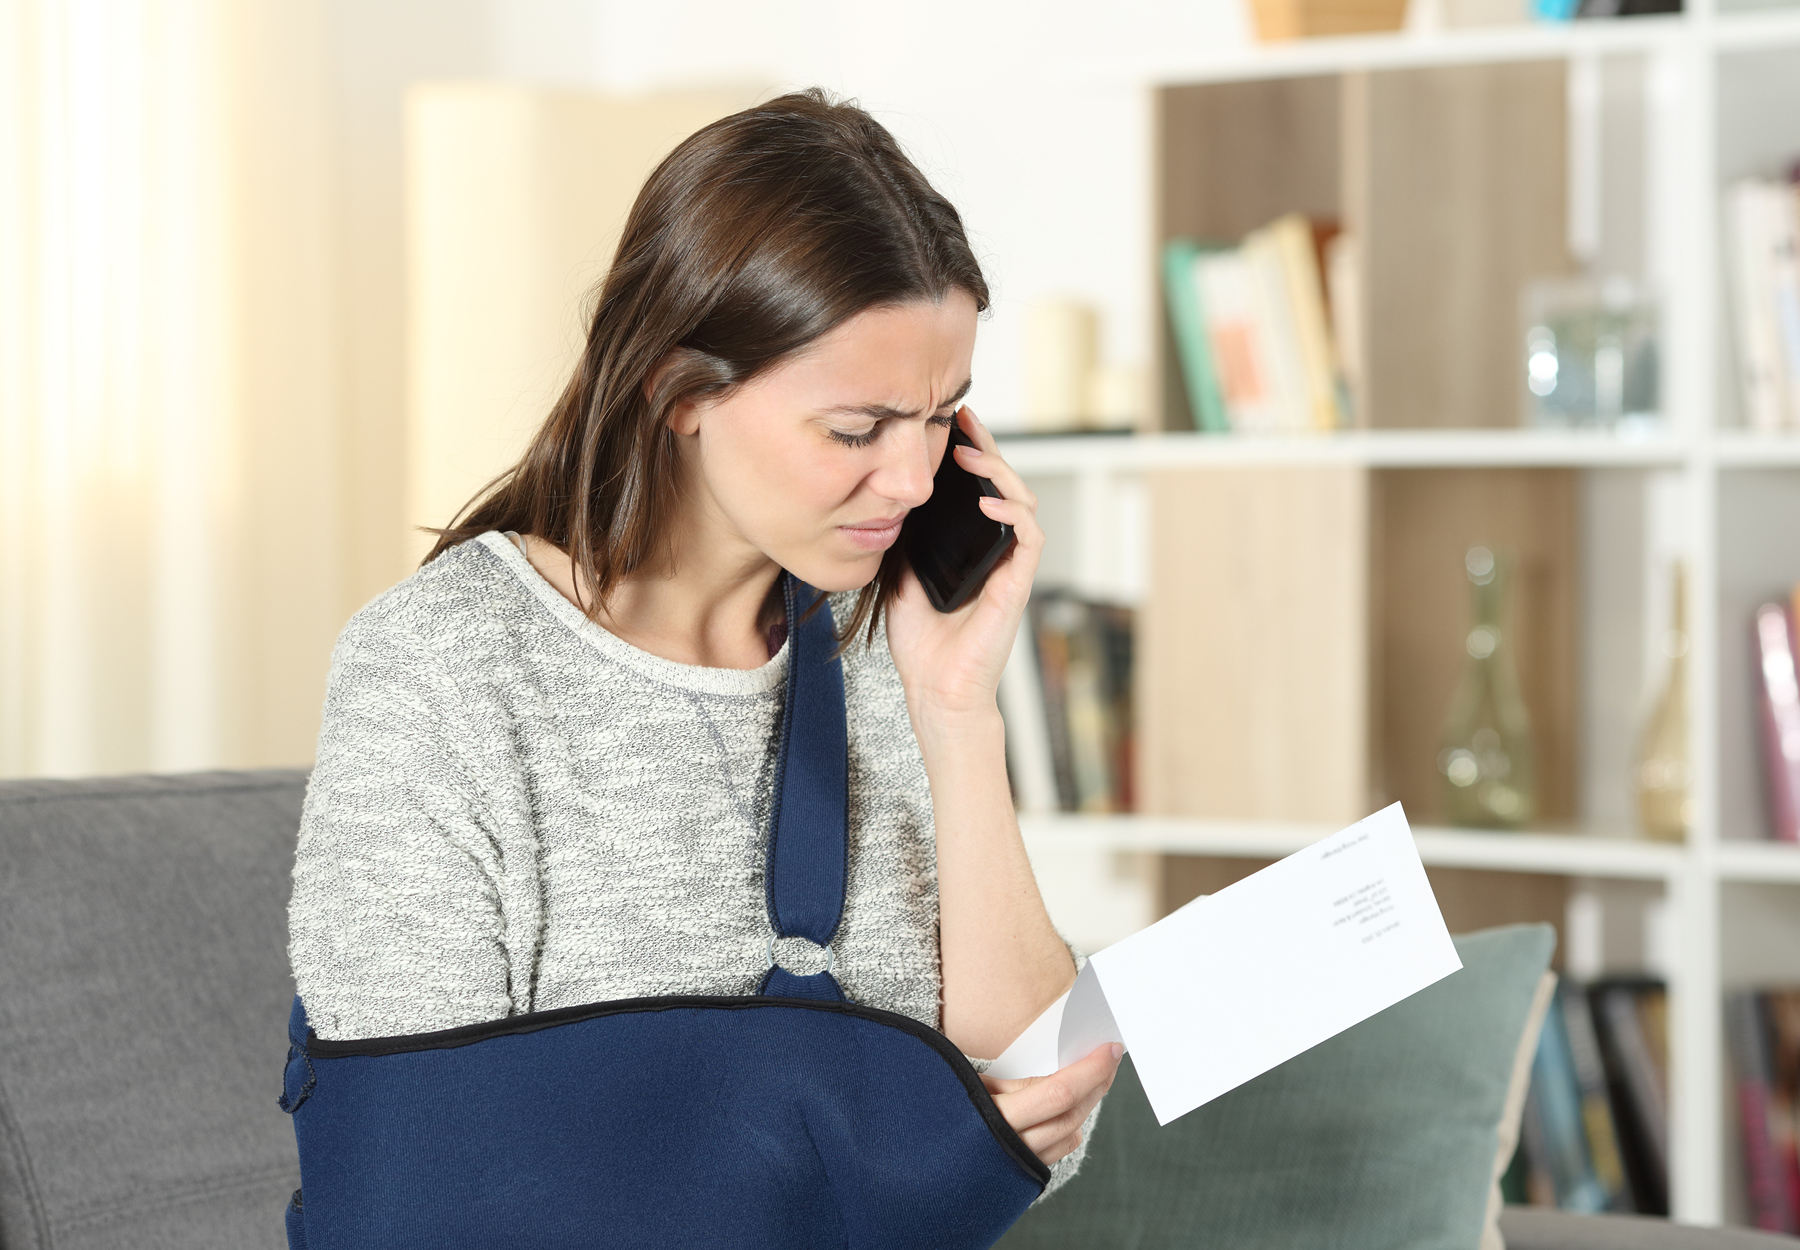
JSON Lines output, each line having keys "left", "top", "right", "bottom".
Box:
{"left": 980, "top": 1042, "right": 1120, "bottom": 1100}
{"left": 952, "top": 443, "right": 1038, "bottom": 514}
{"left": 951, "top": 409, "right": 1037, "bottom": 512}
{"left": 1044, "top": 1131, "right": 1084, "bottom": 1165}
{"left": 1014, "top": 1069, "right": 1112, "bottom": 1157}
{"left": 971, "top": 509, "right": 1043, "bottom": 600}
{"left": 1021, "top": 1127, "right": 1084, "bottom": 1166}
{"left": 1043, "top": 1073, "right": 1113, "bottom": 1142}
{"left": 994, "top": 1044, "right": 1120, "bottom": 1129}
{"left": 976, "top": 496, "right": 1044, "bottom": 552}
{"left": 956, "top": 404, "right": 992, "bottom": 448}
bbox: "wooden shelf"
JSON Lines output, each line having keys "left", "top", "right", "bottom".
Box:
{"left": 1019, "top": 814, "right": 1685, "bottom": 881}
{"left": 1000, "top": 428, "right": 1690, "bottom": 473}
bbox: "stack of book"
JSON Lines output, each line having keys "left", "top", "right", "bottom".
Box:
{"left": 1753, "top": 595, "right": 1800, "bottom": 843}
{"left": 1726, "top": 174, "right": 1800, "bottom": 433}
{"left": 1161, "top": 213, "right": 1353, "bottom": 433}
{"left": 1728, "top": 990, "right": 1800, "bottom": 1234}
{"left": 1507, "top": 980, "right": 1670, "bottom": 1216}
{"left": 1001, "top": 591, "right": 1135, "bottom": 814}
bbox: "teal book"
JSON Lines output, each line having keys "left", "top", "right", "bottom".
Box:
{"left": 1161, "top": 237, "right": 1229, "bottom": 433}
{"left": 1559, "top": 985, "right": 1636, "bottom": 1212}
{"left": 1532, "top": 995, "right": 1609, "bottom": 1213}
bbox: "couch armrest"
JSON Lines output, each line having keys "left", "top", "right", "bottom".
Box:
{"left": 1500, "top": 1209, "right": 1800, "bottom": 1250}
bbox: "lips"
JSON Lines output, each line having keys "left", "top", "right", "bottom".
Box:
{"left": 840, "top": 515, "right": 906, "bottom": 551}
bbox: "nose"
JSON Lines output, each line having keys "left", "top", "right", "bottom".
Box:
{"left": 869, "top": 421, "right": 937, "bottom": 509}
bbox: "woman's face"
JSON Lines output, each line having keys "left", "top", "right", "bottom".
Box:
{"left": 670, "top": 291, "right": 980, "bottom": 593}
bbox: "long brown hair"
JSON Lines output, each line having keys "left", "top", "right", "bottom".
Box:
{"left": 426, "top": 88, "right": 990, "bottom": 646}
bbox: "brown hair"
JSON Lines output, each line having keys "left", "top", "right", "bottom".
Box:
{"left": 425, "top": 88, "right": 990, "bottom": 646}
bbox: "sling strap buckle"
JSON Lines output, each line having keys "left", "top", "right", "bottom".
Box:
{"left": 766, "top": 934, "right": 835, "bottom": 977}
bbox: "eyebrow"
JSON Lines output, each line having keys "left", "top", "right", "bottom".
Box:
{"left": 815, "top": 377, "right": 972, "bottom": 422}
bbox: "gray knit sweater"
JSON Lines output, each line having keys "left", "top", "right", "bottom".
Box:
{"left": 289, "top": 530, "right": 1092, "bottom": 1190}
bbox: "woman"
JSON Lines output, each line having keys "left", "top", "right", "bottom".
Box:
{"left": 288, "top": 88, "right": 1118, "bottom": 1219}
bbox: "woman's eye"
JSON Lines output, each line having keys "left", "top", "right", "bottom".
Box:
{"left": 827, "top": 426, "right": 880, "bottom": 448}
{"left": 927, "top": 413, "right": 956, "bottom": 429}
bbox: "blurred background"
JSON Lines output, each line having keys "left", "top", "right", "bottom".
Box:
{"left": 7, "top": 0, "right": 1800, "bottom": 1231}
{"left": 0, "top": 0, "right": 1241, "bottom": 782}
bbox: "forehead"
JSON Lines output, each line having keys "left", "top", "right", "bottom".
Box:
{"left": 775, "top": 294, "right": 978, "bottom": 400}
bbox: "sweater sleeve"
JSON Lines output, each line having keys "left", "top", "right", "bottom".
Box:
{"left": 1038, "top": 935, "right": 1104, "bottom": 1199}
{"left": 289, "top": 612, "right": 520, "bottom": 1041}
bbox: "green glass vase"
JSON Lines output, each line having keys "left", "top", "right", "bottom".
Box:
{"left": 1438, "top": 546, "right": 1536, "bottom": 829}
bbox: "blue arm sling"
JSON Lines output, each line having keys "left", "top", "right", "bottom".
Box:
{"left": 278, "top": 576, "right": 1049, "bottom": 1249}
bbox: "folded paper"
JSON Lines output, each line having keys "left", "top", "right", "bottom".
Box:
{"left": 990, "top": 803, "right": 1461, "bottom": 1125}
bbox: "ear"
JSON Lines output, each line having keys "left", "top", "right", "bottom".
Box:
{"left": 646, "top": 351, "right": 703, "bottom": 437}
{"left": 666, "top": 398, "right": 703, "bottom": 438}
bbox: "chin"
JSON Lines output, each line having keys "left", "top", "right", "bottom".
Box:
{"left": 784, "top": 551, "right": 884, "bottom": 595}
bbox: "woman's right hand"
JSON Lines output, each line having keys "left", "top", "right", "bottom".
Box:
{"left": 981, "top": 1043, "right": 1123, "bottom": 1166}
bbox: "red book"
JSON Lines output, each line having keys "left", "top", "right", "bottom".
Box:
{"left": 1727, "top": 993, "right": 1798, "bottom": 1233}
{"left": 1753, "top": 603, "right": 1800, "bottom": 842}
{"left": 1769, "top": 991, "right": 1800, "bottom": 1229}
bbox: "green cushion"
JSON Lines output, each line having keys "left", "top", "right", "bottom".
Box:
{"left": 1000, "top": 923, "right": 1557, "bottom": 1250}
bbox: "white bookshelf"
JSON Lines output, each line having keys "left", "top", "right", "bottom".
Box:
{"left": 1005, "top": 7, "right": 1800, "bottom": 1227}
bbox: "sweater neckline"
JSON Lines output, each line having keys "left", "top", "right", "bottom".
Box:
{"left": 471, "top": 530, "right": 788, "bottom": 698}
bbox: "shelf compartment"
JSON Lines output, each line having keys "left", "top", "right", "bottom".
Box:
{"left": 1132, "top": 463, "right": 1582, "bottom": 830}
{"left": 1020, "top": 814, "right": 1684, "bottom": 879}
{"left": 1154, "top": 63, "right": 1569, "bottom": 434}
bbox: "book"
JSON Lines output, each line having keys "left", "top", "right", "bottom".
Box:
{"left": 1240, "top": 223, "right": 1312, "bottom": 431}
{"left": 1766, "top": 990, "right": 1800, "bottom": 1228}
{"left": 998, "top": 615, "right": 1060, "bottom": 815}
{"left": 1725, "top": 179, "right": 1800, "bottom": 432}
{"left": 1025, "top": 592, "right": 1136, "bottom": 814}
{"left": 1754, "top": 602, "right": 1800, "bottom": 842}
{"left": 1530, "top": 990, "right": 1609, "bottom": 1212}
{"left": 1163, "top": 217, "right": 1350, "bottom": 434}
{"left": 1194, "top": 248, "right": 1282, "bottom": 432}
{"left": 1253, "top": 212, "right": 1344, "bottom": 431}
{"left": 1727, "top": 993, "right": 1799, "bottom": 1233}
{"left": 1062, "top": 609, "right": 1115, "bottom": 812}
{"left": 1726, "top": 179, "right": 1792, "bottom": 432}
{"left": 1560, "top": 984, "right": 1636, "bottom": 1211}
{"left": 1162, "top": 238, "right": 1230, "bottom": 433}
{"left": 1093, "top": 603, "right": 1135, "bottom": 814}
{"left": 1592, "top": 981, "right": 1670, "bottom": 1215}
{"left": 1519, "top": 1088, "right": 1561, "bottom": 1207}
{"left": 1326, "top": 231, "right": 1362, "bottom": 426}
{"left": 1031, "top": 595, "right": 1078, "bottom": 812}
{"left": 1774, "top": 183, "right": 1800, "bottom": 429}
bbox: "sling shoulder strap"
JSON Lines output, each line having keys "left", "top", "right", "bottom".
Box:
{"left": 760, "top": 575, "right": 850, "bottom": 1002}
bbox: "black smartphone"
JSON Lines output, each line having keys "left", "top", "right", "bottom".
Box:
{"left": 902, "top": 426, "right": 1015, "bottom": 613}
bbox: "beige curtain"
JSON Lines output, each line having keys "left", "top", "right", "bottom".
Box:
{"left": 0, "top": 0, "right": 358, "bottom": 777}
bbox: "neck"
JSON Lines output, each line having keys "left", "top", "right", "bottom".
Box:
{"left": 594, "top": 552, "right": 785, "bottom": 671}
{"left": 519, "top": 526, "right": 784, "bottom": 673}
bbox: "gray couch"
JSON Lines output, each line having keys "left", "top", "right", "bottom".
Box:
{"left": 0, "top": 769, "right": 1793, "bottom": 1249}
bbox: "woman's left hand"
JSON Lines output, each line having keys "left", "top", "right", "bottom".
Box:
{"left": 983, "top": 1043, "right": 1122, "bottom": 1167}
{"left": 885, "top": 406, "right": 1042, "bottom": 731}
